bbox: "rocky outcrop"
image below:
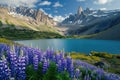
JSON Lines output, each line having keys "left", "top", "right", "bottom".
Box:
{"left": 77, "top": 6, "right": 83, "bottom": 16}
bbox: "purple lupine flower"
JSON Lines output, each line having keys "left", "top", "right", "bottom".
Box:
{"left": 49, "top": 48, "right": 54, "bottom": 60}
{"left": 55, "top": 54, "right": 60, "bottom": 64}
{"left": 33, "top": 55, "right": 39, "bottom": 70}
{"left": 0, "top": 56, "right": 10, "bottom": 80}
{"left": 34, "top": 49, "right": 42, "bottom": 62}
{"left": 104, "top": 73, "right": 120, "bottom": 80}
{"left": 17, "top": 55, "right": 26, "bottom": 80}
{"left": 9, "top": 51, "right": 18, "bottom": 77}
{"left": 61, "top": 58, "right": 67, "bottom": 71}
{"left": 2, "top": 56, "right": 10, "bottom": 80}
{"left": 57, "top": 60, "right": 62, "bottom": 73}
{"left": 27, "top": 48, "right": 34, "bottom": 65}
{"left": 52, "top": 55, "right": 56, "bottom": 62}
{"left": 42, "top": 58, "right": 48, "bottom": 74}
{"left": 0, "top": 60, "right": 4, "bottom": 79}
{"left": 59, "top": 51, "right": 64, "bottom": 59}
{"left": 46, "top": 48, "right": 51, "bottom": 60}
{"left": 95, "top": 69, "right": 104, "bottom": 80}
{"left": 68, "top": 63, "right": 74, "bottom": 78}
{"left": 24, "top": 50, "right": 29, "bottom": 65}
{"left": 75, "top": 69, "right": 80, "bottom": 79}
{"left": 66, "top": 56, "right": 72, "bottom": 71}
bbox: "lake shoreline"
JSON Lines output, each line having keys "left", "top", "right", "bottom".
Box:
{"left": 16, "top": 39, "right": 120, "bottom": 54}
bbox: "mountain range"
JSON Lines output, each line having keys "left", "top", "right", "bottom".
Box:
{"left": 60, "top": 7, "right": 120, "bottom": 40}
{"left": 0, "top": 5, "right": 120, "bottom": 40}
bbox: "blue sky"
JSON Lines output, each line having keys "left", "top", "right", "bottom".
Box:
{"left": 36, "top": 0, "right": 120, "bottom": 16}
{"left": 0, "top": 0, "right": 120, "bottom": 21}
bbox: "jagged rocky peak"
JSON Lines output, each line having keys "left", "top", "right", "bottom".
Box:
{"left": 7, "top": 6, "right": 56, "bottom": 26}
{"left": 77, "top": 6, "right": 83, "bottom": 15}
{"left": 84, "top": 7, "right": 91, "bottom": 14}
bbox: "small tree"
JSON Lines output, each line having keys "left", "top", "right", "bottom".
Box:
{"left": 0, "top": 20, "right": 3, "bottom": 27}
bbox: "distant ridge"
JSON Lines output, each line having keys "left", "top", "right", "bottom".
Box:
{"left": 60, "top": 6, "right": 120, "bottom": 38}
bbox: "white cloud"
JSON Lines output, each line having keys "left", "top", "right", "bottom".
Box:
{"left": 48, "top": 14, "right": 53, "bottom": 18}
{"left": 0, "top": 0, "right": 38, "bottom": 7}
{"left": 94, "top": 0, "right": 112, "bottom": 5}
{"left": 39, "top": 1, "right": 51, "bottom": 6}
{"left": 77, "top": 0, "right": 86, "bottom": 2}
{"left": 100, "top": 8, "right": 107, "bottom": 10}
{"left": 53, "top": 2, "right": 63, "bottom": 8}
{"left": 53, "top": 16, "right": 65, "bottom": 22}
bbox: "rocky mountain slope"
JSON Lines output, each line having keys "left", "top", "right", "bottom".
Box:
{"left": 61, "top": 7, "right": 120, "bottom": 39}
{"left": 91, "top": 23, "right": 120, "bottom": 40}
{"left": 0, "top": 5, "right": 57, "bottom": 32}
{"left": 0, "top": 5, "right": 63, "bottom": 40}
{"left": 9, "top": 6, "right": 56, "bottom": 26}
{"left": 62, "top": 7, "right": 120, "bottom": 26}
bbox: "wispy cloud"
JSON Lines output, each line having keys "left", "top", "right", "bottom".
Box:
{"left": 0, "top": 0, "right": 38, "bottom": 7}
{"left": 53, "top": 15, "right": 65, "bottom": 22}
{"left": 39, "top": 1, "right": 51, "bottom": 6}
{"left": 100, "top": 8, "right": 107, "bottom": 10}
{"left": 76, "top": 0, "right": 86, "bottom": 2}
{"left": 94, "top": 0, "right": 112, "bottom": 5}
{"left": 53, "top": 2, "right": 63, "bottom": 8}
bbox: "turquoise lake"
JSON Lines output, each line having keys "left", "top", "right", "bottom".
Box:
{"left": 16, "top": 39, "right": 120, "bottom": 54}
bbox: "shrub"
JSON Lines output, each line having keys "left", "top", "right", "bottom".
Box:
{"left": 0, "top": 20, "right": 2, "bottom": 27}
{"left": 90, "top": 51, "right": 113, "bottom": 59}
{"left": 5, "top": 20, "right": 15, "bottom": 27}
{"left": 71, "top": 53, "right": 100, "bottom": 61}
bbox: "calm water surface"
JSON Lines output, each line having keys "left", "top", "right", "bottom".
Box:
{"left": 16, "top": 39, "right": 120, "bottom": 54}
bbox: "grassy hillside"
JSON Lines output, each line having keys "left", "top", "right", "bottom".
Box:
{"left": 0, "top": 7, "right": 65, "bottom": 40}
{"left": 91, "top": 23, "right": 120, "bottom": 40}
{"left": 66, "top": 23, "right": 120, "bottom": 40}
{"left": 0, "top": 27, "right": 64, "bottom": 40}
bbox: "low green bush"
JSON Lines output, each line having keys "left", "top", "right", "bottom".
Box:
{"left": 26, "top": 62, "right": 71, "bottom": 80}
{"left": 0, "top": 20, "right": 2, "bottom": 27}
{"left": 90, "top": 51, "right": 113, "bottom": 58}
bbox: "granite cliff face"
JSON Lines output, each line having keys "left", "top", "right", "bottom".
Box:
{"left": 77, "top": 6, "right": 83, "bottom": 16}
{"left": 9, "top": 6, "right": 56, "bottom": 26}
{"left": 0, "top": 5, "right": 58, "bottom": 32}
